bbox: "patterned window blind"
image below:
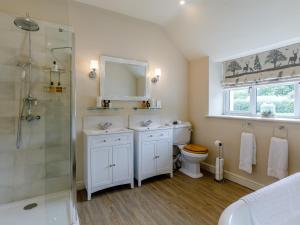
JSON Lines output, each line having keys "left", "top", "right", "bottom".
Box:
{"left": 223, "top": 42, "right": 300, "bottom": 87}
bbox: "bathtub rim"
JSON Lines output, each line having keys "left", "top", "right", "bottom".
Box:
{"left": 218, "top": 199, "right": 252, "bottom": 225}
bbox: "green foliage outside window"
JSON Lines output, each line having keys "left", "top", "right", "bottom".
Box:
{"left": 256, "top": 84, "right": 294, "bottom": 96}
{"left": 230, "top": 84, "right": 295, "bottom": 116}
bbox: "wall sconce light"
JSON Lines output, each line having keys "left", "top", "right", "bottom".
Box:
{"left": 89, "top": 60, "right": 98, "bottom": 79}
{"left": 151, "top": 68, "right": 161, "bottom": 84}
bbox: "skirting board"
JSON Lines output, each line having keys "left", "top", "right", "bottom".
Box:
{"left": 201, "top": 162, "right": 264, "bottom": 190}
{"left": 76, "top": 163, "right": 265, "bottom": 191}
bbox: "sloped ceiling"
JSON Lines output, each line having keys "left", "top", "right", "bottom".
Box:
{"left": 74, "top": 0, "right": 300, "bottom": 61}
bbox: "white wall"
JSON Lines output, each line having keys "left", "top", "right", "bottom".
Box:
{"left": 69, "top": 2, "right": 188, "bottom": 185}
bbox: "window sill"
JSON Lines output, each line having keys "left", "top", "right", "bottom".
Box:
{"left": 206, "top": 114, "right": 300, "bottom": 124}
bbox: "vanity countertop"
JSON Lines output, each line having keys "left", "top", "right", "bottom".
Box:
{"left": 129, "top": 125, "right": 173, "bottom": 132}
{"left": 83, "top": 128, "right": 133, "bottom": 136}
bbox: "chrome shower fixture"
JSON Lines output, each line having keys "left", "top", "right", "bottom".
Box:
{"left": 14, "top": 13, "right": 40, "bottom": 149}
{"left": 14, "top": 16, "right": 39, "bottom": 32}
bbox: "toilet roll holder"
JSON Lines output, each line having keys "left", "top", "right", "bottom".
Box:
{"left": 214, "top": 141, "right": 225, "bottom": 183}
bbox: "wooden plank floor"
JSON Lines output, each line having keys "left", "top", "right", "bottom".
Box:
{"left": 77, "top": 172, "right": 251, "bottom": 225}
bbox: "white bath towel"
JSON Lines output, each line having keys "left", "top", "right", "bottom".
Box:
{"left": 239, "top": 132, "right": 256, "bottom": 174}
{"left": 241, "top": 173, "right": 300, "bottom": 225}
{"left": 268, "top": 137, "right": 288, "bottom": 179}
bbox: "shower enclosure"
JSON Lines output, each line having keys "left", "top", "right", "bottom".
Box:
{"left": 0, "top": 11, "right": 78, "bottom": 225}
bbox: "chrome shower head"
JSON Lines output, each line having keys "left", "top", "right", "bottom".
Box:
{"left": 14, "top": 16, "right": 39, "bottom": 32}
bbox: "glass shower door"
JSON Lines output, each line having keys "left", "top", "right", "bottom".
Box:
{"left": 0, "top": 11, "right": 77, "bottom": 225}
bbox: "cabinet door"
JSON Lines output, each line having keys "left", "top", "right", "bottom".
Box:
{"left": 141, "top": 141, "right": 156, "bottom": 177}
{"left": 112, "top": 144, "right": 132, "bottom": 183}
{"left": 155, "top": 140, "right": 171, "bottom": 174}
{"left": 91, "top": 146, "right": 113, "bottom": 188}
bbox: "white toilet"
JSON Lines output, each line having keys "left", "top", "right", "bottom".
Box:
{"left": 173, "top": 122, "right": 208, "bottom": 178}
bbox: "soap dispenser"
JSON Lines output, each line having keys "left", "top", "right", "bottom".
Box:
{"left": 52, "top": 61, "right": 59, "bottom": 72}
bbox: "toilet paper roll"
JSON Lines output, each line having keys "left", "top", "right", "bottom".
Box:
{"left": 214, "top": 140, "right": 223, "bottom": 147}
{"left": 215, "top": 157, "right": 224, "bottom": 181}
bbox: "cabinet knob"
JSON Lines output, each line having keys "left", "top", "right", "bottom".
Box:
{"left": 160, "top": 134, "right": 163, "bottom": 136}
{"left": 103, "top": 140, "right": 107, "bottom": 142}
{"left": 118, "top": 138, "right": 121, "bottom": 141}
{"left": 149, "top": 135, "right": 153, "bottom": 137}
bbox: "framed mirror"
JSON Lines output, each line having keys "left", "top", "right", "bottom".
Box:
{"left": 100, "top": 56, "right": 150, "bottom": 101}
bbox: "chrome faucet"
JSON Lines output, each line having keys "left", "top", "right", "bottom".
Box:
{"left": 99, "top": 122, "right": 112, "bottom": 130}
{"left": 143, "top": 120, "right": 153, "bottom": 127}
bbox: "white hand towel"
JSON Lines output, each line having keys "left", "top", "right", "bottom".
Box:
{"left": 268, "top": 137, "right": 288, "bottom": 179}
{"left": 239, "top": 132, "right": 256, "bottom": 174}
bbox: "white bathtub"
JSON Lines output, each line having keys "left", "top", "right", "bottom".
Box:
{"left": 218, "top": 173, "right": 300, "bottom": 225}
{"left": 0, "top": 191, "right": 79, "bottom": 225}
{"left": 218, "top": 200, "right": 252, "bottom": 225}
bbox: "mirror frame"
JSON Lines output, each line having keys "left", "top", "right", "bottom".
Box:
{"left": 100, "top": 56, "right": 150, "bottom": 101}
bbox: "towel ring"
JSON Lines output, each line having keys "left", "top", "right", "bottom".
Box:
{"left": 273, "top": 125, "right": 288, "bottom": 139}
{"left": 242, "top": 121, "right": 254, "bottom": 133}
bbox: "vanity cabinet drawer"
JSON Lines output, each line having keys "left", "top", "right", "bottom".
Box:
{"left": 90, "top": 134, "right": 131, "bottom": 148}
{"left": 142, "top": 130, "right": 170, "bottom": 141}
{"left": 111, "top": 135, "right": 130, "bottom": 144}
{"left": 92, "top": 137, "right": 111, "bottom": 146}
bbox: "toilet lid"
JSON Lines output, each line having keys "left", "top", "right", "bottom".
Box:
{"left": 184, "top": 144, "right": 208, "bottom": 154}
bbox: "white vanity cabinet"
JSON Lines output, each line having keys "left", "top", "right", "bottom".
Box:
{"left": 133, "top": 128, "right": 173, "bottom": 186}
{"left": 84, "top": 131, "right": 134, "bottom": 200}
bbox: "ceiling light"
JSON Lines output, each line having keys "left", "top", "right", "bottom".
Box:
{"left": 179, "top": 0, "right": 186, "bottom": 5}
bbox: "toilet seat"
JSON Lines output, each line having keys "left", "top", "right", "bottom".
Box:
{"left": 181, "top": 148, "right": 208, "bottom": 159}
{"left": 184, "top": 144, "right": 208, "bottom": 154}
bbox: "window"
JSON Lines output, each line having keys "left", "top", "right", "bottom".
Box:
{"left": 228, "top": 88, "right": 251, "bottom": 114}
{"left": 257, "top": 84, "right": 295, "bottom": 117}
{"left": 224, "top": 82, "right": 300, "bottom": 118}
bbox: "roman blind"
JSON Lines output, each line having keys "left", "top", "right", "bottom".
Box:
{"left": 222, "top": 42, "right": 300, "bottom": 87}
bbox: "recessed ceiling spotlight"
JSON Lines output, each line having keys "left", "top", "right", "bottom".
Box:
{"left": 179, "top": 0, "right": 186, "bottom": 5}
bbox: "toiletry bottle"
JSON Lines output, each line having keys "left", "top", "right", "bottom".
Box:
{"left": 156, "top": 100, "right": 162, "bottom": 108}
{"left": 150, "top": 98, "right": 156, "bottom": 108}
{"left": 146, "top": 100, "right": 151, "bottom": 108}
{"left": 104, "top": 100, "right": 109, "bottom": 108}
{"left": 142, "top": 101, "right": 147, "bottom": 108}
{"left": 52, "top": 61, "right": 59, "bottom": 72}
{"left": 97, "top": 97, "right": 102, "bottom": 108}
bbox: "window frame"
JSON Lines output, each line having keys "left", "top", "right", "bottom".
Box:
{"left": 224, "top": 81, "right": 300, "bottom": 118}
{"left": 223, "top": 87, "right": 253, "bottom": 116}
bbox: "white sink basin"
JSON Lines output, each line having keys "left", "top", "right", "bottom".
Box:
{"left": 129, "top": 125, "right": 172, "bottom": 131}
{"left": 84, "top": 128, "right": 132, "bottom": 135}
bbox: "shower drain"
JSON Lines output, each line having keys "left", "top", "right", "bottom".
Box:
{"left": 23, "top": 203, "right": 38, "bottom": 210}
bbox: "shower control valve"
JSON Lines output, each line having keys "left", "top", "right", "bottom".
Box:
{"left": 24, "top": 115, "right": 41, "bottom": 122}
